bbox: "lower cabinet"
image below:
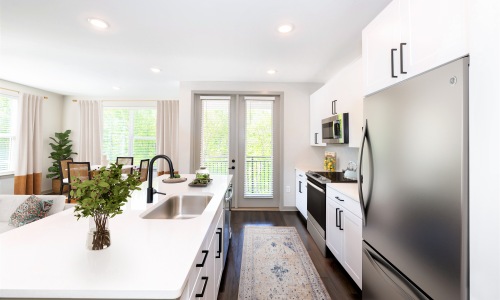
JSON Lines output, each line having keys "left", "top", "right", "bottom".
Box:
{"left": 326, "top": 186, "right": 362, "bottom": 289}
{"left": 184, "top": 201, "right": 224, "bottom": 299}
{"left": 295, "top": 169, "right": 307, "bottom": 219}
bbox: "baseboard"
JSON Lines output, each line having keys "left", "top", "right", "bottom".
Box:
{"left": 279, "top": 206, "right": 298, "bottom": 212}
{"left": 232, "top": 207, "right": 280, "bottom": 211}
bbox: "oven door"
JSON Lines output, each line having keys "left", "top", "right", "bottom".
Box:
{"left": 306, "top": 179, "right": 326, "bottom": 231}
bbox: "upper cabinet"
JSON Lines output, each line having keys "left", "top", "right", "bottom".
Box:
{"left": 362, "top": 0, "right": 467, "bottom": 96}
{"left": 309, "top": 58, "right": 363, "bottom": 148}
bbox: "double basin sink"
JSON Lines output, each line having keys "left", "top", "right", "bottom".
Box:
{"left": 140, "top": 193, "right": 213, "bottom": 220}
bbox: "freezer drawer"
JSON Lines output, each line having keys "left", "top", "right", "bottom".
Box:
{"left": 362, "top": 241, "right": 429, "bottom": 300}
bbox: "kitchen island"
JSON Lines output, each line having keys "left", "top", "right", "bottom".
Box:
{"left": 0, "top": 174, "right": 232, "bottom": 300}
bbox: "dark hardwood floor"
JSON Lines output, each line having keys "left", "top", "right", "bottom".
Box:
{"left": 217, "top": 210, "right": 362, "bottom": 300}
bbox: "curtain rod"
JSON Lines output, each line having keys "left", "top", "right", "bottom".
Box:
{"left": 72, "top": 99, "right": 160, "bottom": 102}
{"left": 0, "top": 87, "right": 48, "bottom": 99}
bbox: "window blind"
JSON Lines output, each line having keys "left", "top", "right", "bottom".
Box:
{"left": 0, "top": 92, "right": 17, "bottom": 174}
{"left": 244, "top": 100, "right": 273, "bottom": 198}
{"left": 102, "top": 107, "right": 156, "bottom": 164}
{"left": 199, "top": 99, "right": 230, "bottom": 175}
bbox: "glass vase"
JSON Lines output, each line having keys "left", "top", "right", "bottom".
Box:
{"left": 86, "top": 215, "right": 111, "bottom": 250}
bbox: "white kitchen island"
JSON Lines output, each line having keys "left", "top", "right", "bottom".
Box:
{"left": 0, "top": 174, "right": 232, "bottom": 300}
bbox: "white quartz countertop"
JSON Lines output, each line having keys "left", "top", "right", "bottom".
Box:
{"left": 0, "top": 174, "right": 232, "bottom": 299}
{"left": 327, "top": 182, "right": 360, "bottom": 202}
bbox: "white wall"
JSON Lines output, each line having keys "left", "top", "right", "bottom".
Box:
{"left": 179, "top": 81, "right": 321, "bottom": 208}
{"left": 0, "top": 79, "right": 64, "bottom": 194}
{"left": 468, "top": 0, "right": 500, "bottom": 298}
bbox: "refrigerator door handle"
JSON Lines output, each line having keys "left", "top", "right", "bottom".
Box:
{"left": 363, "top": 245, "right": 430, "bottom": 299}
{"left": 358, "top": 119, "right": 373, "bottom": 226}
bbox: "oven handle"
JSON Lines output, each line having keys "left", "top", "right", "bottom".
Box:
{"left": 307, "top": 180, "right": 325, "bottom": 194}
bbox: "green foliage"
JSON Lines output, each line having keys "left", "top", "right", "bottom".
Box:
{"left": 71, "top": 163, "right": 142, "bottom": 220}
{"left": 46, "top": 130, "right": 77, "bottom": 179}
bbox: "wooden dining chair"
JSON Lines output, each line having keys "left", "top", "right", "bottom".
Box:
{"left": 58, "top": 158, "right": 73, "bottom": 195}
{"left": 116, "top": 157, "right": 134, "bottom": 174}
{"left": 67, "top": 162, "right": 91, "bottom": 203}
{"left": 139, "top": 159, "right": 150, "bottom": 182}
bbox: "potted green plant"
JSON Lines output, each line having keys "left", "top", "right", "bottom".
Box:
{"left": 46, "top": 130, "right": 77, "bottom": 193}
{"left": 71, "top": 163, "right": 142, "bottom": 250}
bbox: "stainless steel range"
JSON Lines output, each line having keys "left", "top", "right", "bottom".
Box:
{"left": 306, "top": 171, "right": 356, "bottom": 256}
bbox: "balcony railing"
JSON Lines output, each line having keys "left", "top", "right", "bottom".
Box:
{"left": 201, "top": 155, "right": 273, "bottom": 197}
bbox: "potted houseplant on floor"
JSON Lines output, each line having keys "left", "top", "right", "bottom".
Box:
{"left": 71, "top": 163, "right": 142, "bottom": 250}
{"left": 46, "top": 130, "right": 77, "bottom": 193}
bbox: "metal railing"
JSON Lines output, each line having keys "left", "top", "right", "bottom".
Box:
{"left": 202, "top": 155, "right": 273, "bottom": 197}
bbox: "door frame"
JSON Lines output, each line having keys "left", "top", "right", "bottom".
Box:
{"left": 191, "top": 90, "right": 283, "bottom": 209}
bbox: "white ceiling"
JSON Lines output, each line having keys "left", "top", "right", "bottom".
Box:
{"left": 0, "top": 0, "right": 390, "bottom": 99}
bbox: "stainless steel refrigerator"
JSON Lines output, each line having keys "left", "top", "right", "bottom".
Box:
{"left": 358, "top": 57, "right": 469, "bottom": 299}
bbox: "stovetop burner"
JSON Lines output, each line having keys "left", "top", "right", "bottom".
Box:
{"left": 306, "top": 171, "right": 357, "bottom": 184}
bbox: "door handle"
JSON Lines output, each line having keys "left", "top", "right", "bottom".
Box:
{"left": 391, "top": 48, "right": 398, "bottom": 78}
{"left": 400, "top": 43, "right": 407, "bottom": 74}
{"left": 358, "top": 119, "right": 372, "bottom": 226}
{"left": 228, "top": 166, "right": 235, "bottom": 170}
{"left": 339, "top": 210, "right": 344, "bottom": 230}
{"left": 216, "top": 228, "right": 222, "bottom": 258}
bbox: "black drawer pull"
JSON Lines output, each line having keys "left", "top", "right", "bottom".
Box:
{"left": 196, "top": 250, "right": 209, "bottom": 267}
{"left": 195, "top": 276, "right": 209, "bottom": 298}
{"left": 335, "top": 196, "right": 344, "bottom": 201}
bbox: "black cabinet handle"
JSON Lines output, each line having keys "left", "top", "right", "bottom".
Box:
{"left": 196, "top": 250, "right": 209, "bottom": 267}
{"left": 299, "top": 181, "right": 302, "bottom": 193}
{"left": 335, "top": 196, "right": 344, "bottom": 202}
{"left": 400, "top": 43, "right": 407, "bottom": 74}
{"left": 332, "top": 100, "right": 337, "bottom": 115}
{"left": 391, "top": 49, "right": 398, "bottom": 78}
{"left": 195, "top": 276, "right": 209, "bottom": 298}
{"left": 315, "top": 133, "right": 318, "bottom": 144}
{"left": 339, "top": 210, "right": 344, "bottom": 230}
{"left": 336, "top": 208, "right": 340, "bottom": 228}
{"left": 216, "top": 228, "right": 222, "bottom": 258}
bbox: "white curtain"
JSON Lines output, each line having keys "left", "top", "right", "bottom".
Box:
{"left": 156, "top": 100, "right": 179, "bottom": 175}
{"left": 14, "top": 93, "right": 43, "bottom": 195}
{"left": 79, "top": 100, "right": 103, "bottom": 165}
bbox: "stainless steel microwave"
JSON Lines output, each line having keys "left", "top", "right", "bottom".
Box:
{"left": 321, "top": 113, "right": 349, "bottom": 144}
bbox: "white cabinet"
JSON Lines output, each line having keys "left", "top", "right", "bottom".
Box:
{"left": 326, "top": 186, "right": 362, "bottom": 288}
{"left": 309, "top": 58, "right": 364, "bottom": 147}
{"left": 362, "top": 0, "right": 467, "bottom": 96}
{"left": 310, "top": 92, "right": 326, "bottom": 146}
{"left": 186, "top": 201, "right": 224, "bottom": 299}
{"left": 295, "top": 169, "right": 307, "bottom": 219}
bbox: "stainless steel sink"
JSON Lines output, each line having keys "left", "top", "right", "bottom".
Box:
{"left": 140, "top": 194, "right": 212, "bottom": 220}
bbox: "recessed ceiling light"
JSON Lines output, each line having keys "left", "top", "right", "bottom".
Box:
{"left": 277, "top": 24, "right": 294, "bottom": 33}
{"left": 112, "top": 86, "right": 120, "bottom": 90}
{"left": 267, "top": 69, "right": 277, "bottom": 75}
{"left": 150, "top": 67, "right": 162, "bottom": 73}
{"left": 88, "top": 18, "right": 109, "bottom": 29}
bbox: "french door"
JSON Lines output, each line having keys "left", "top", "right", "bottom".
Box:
{"left": 193, "top": 93, "right": 280, "bottom": 208}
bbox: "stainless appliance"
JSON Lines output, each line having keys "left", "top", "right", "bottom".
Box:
{"left": 359, "top": 57, "right": 468, "bottom": 299}
{"left": 306, "top": 171, "right": 357, "bottom": 256}
{"left": 322, "top": 113, "right": 349, "bottom": 144}
{"left": 223, "top": 183, "right": 232, "bottom": 267}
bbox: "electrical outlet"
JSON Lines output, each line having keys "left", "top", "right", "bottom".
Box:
{"left": 286, "top": 186, "right": 291, "bottom": 193}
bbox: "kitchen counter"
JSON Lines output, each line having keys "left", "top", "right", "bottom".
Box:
{"left": 327, "top": 182, "right": 359, "bottom": 202}
{"left": 0, "top": 174, "right": 232, "bottom": 299}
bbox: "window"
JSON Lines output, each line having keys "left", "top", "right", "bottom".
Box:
{"left": 102, "top": 107, "right": 156, "bottom": 164}
{"left": 0, "top": 91, "right": 17, "bottom": 174}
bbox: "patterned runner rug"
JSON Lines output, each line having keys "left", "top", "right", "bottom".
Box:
{"left": 238, "top": 226, "right": 331, "bottom": 300}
